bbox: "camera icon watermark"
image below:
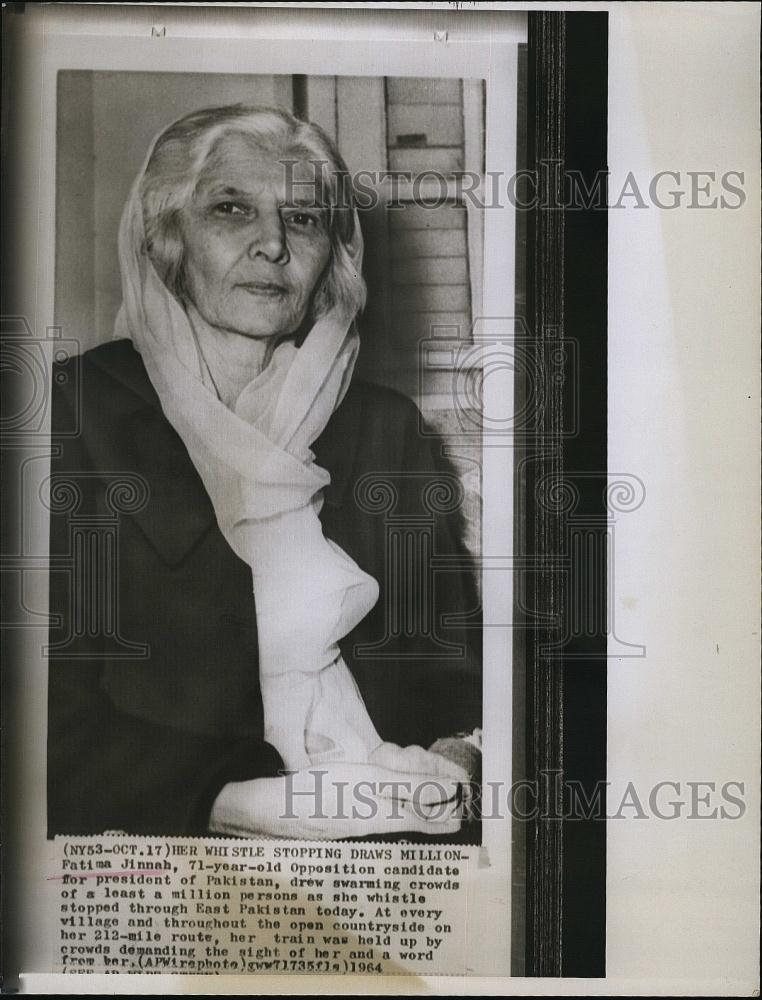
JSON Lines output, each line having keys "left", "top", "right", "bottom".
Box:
{"left": 418, "top": 316, "right": 579, "bottom": 441}
{"left": 1, "top": 317, "right": 81, "bottom": 443}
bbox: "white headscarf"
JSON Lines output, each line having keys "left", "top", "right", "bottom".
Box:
{"left": 114, "top": 119, "right": 384, "bottom": 771}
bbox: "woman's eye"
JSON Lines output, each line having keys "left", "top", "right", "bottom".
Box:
{"left": 285, "top": 210, "right": 321, "bottom": 228}
{"left": 213, "top": 201, "right": 247, "bottom": 217}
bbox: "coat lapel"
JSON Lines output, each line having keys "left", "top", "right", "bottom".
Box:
{"left": 88, "top": 341, "right": 216, "bottom": 566}
{"left": 88, "top": 339, "right": 360, "bottom": 566}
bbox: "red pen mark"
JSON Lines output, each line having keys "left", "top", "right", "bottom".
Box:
{"left": 47, "top": 869, "right": 168, "bottom": 881}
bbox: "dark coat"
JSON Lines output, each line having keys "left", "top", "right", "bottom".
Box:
{"left": 47, "top": 339, "right": 481, "bottom": 836}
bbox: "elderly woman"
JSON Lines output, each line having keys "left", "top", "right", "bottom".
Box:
{"left": 48, "top": 105, "right": 481, "bottom": 838}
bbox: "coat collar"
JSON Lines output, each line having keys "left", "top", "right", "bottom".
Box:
{"left": 88, "top": 339, "right": 362, "bottom": 566}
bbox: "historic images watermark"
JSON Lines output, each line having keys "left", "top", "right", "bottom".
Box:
{"left": 1, "top": 316, "right": 152, "bottom": 656}
{"left": 281, "top": 159, "right": 748, "bottom": 211}
{"left": 279, "top": 770, "right": 747, "bottom": 824}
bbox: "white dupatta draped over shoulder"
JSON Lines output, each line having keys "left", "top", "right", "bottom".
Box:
{"left": 114, "top": 133, "right": 384, "bottom": 772}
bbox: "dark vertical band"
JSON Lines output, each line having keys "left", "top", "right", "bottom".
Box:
{"left": 292, "top": 74, "right": 308, "bottom": 120}
{"left": 523, "top": 10, "right": 608, "bottom": 977}
{"left": 560, "top": 10, "right": 608, "bottom": 978}
{"left": 524, "top": 10, "right": 567, "bottom": 978}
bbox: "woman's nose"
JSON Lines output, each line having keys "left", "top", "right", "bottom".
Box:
{"left": 247, "top": 210, "right": 289, "bottom": 264}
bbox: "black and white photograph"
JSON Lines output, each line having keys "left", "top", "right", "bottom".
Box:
{"left": 1, "top": 2, "right": 759, "bottom": 994}
{"left": 47, "top": 72, "right": 490, "bottom": 843}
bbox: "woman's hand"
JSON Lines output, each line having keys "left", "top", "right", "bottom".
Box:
{"left": 208, "top": 757, "right": 464, "bottom": 840}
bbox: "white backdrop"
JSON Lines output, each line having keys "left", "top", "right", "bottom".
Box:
{"left": 606, "top": 3, "right": 760, "bottom": 990}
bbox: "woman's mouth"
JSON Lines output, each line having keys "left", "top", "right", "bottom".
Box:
{"left": 238, "top": 281, "right": 288, "bottom": 298}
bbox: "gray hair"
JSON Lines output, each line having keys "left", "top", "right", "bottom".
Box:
{"left": 140, "top": 104, "right": 366, "bottom": 323}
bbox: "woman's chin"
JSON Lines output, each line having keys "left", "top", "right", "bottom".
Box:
{"left": 225, "top": 309, "right": 302, "bottom": 341}
{"left": 213, "top": 320, "right": 297, "bottom": 341}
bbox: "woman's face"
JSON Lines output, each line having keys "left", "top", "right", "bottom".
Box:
{"left": 179, "top": 133, "right": 332, "bottom": 339}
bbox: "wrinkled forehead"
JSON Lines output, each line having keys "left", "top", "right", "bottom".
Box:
{"left": 195, "top": 131, "right": 331, "bottom": 206}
